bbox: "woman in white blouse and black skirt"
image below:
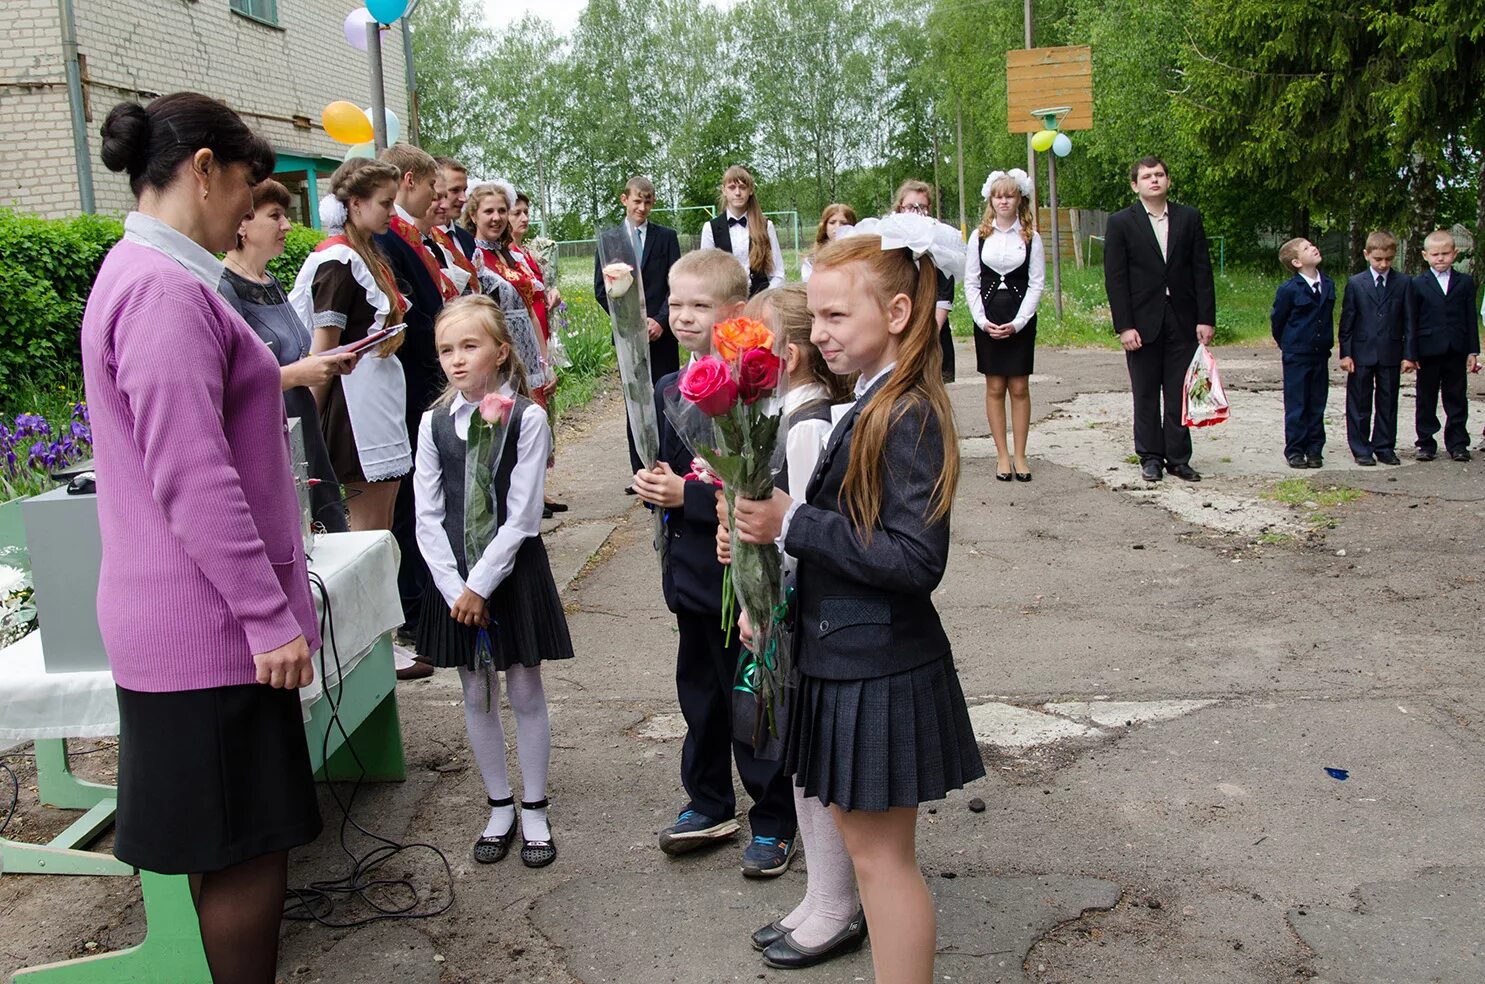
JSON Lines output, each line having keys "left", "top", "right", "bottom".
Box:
{"left": 965, "top": 169, "right": 1045, "bottom": 482}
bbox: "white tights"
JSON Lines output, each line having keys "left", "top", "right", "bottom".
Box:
{"left": 780, "top": 787, "right": 860, "bottom": 947}
{"left": 458, "top": 664, "right": 551, "bottom": 842}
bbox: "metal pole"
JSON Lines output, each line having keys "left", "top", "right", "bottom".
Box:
{"left": 955, "top": 96, "right": 966, "bottom": 235}
{"left": 1048, "top": 148, "right": 1062, "bottom": 318}
{"left": 400, "top": 19, "right": 419, "bottom": 146}
{"left": 1024, "top": 0, "right": 1037, "bottom": 220}
{"left": 367, "top": 23, "right": 389, "bottom": 152}
{"left": 58, "top": 0, "right": 94, "bottom": 212}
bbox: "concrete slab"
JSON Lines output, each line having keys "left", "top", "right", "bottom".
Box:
{"left": 529, "top": 870, "right": 1121, "bottom": 984}
{"left": 545, "top": 521, "right": 617, "bottom": 594}
{"left": 1044, "top": 700, "right": 1219, "bottom": 729}
{"left": 1287, "top": 866, "right": 1485, "bottom": 984}
{"left": 968, "top": 703, "right": 1102, "bottom": 749}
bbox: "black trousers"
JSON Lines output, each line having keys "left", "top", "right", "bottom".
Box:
{"left": 1414, "top": 354, "right": 1470, "bottom": 454}
{"left": 624, "top": 333, "right": 682, "bottom": 473}
{"left": 1281, "top": 354, "right": 1329, "bottom": 459}
{"left": 939, "top": 316, "right": 955, "bottom": 382}
{"left": 674, "top": 609, "right": 796, "bottom": 839}
{"left": 1345, "top": 363, "right": 1400, "bottom": 457}
{"left": 1125, "top": 304, "right": 1199, "bottom": 466}
{"left": 394, "top": 373, "right": 437, "bottom": 634}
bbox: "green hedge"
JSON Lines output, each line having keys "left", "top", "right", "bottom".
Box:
{"left": 0, "top": 209, "right": 324, "bottom": 414}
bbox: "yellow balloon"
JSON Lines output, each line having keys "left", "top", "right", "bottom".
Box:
{"left": 322, "top": 101, "right": 373, "bottom": 145}
{"left": 1031, "top": 129, "right": 1057, "bottom": 153}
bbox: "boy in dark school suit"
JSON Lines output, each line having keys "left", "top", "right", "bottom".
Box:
{"left": 595, "top": 176, "right": 684, "bottom": 473}
{"left": 1404, "top": 229, "right": 1480, "bottom": 462}
{"left": 630, "top": 250, "right": 797, "bottom": 878}
{"left": 1271, "top": 237, "right": 1336, "bottom": 468}
{"left": 1338, "top": 231, "right": 1406, "bottom": 465}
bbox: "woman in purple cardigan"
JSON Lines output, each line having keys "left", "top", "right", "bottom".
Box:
{"left": 82, "top": 92, "right": 323, "bottom": 984}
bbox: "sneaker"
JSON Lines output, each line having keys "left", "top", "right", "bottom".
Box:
{"left": 658, "top": 810, "right": 740, "bottom": 856}
{"left": 741, "top": 835, "right": 797, "bottom": 878}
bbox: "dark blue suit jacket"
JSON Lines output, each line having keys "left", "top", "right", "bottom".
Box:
{"left": 1338, "top": 270, "right": 1405, "bottom": 366}
{"left": 652, "top": 369, "right": 727, "bottom": 617}
{"left": 1270, "top": 273, "right": 1335, "bottom": 357}
{"left": 374, "top": 229, "right": 446, "bottom": 427}
{"left": 1405, "top": 269, "right": 1479, "bottom": 361}
{"left": 594, "top": 222, "right": 681, "bottom": 324}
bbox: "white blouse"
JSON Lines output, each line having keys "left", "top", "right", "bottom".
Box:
{"left": 413, "top": 385, "right": 553, "bottom": 608}
{"left": 700, "top": 210, "right": 786, "bottom": 289}
{"left": 964, "top": 223, "right": 1045, "bottom": 333}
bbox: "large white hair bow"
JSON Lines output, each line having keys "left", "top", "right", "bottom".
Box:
{"left": 318, "top": 194, "right": 348, "bottom": 234}
{"left": 839, "top": 213, "right": 966, "bottom": 278}
{"left": 487, "top": 176, "right": 519, "bottom": 209}
{"left": 982, "top": 168, "right": 1033, "bottom": 200}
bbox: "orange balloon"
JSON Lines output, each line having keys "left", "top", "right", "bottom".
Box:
{"left": 322, "top": 101, "right": 373, "bottom": 145}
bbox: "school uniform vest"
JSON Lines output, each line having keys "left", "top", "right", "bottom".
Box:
{"left": 430, "top": 398, "right": 530, "bottom": 577}
{"left": 774, "top": 398, "right": 835, "bottom": 495}
{"left": 708, "top": 214, "right": 769, "bottom": 297}
{"left": 977, "top": 237, "right": 1034, "bottom": 321}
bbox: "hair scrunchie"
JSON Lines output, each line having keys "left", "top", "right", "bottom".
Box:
{"left": 319, "top": 194, "right": 348, "bottom": 234}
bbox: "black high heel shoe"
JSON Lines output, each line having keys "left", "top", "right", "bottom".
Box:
{"left": 520, "top": 798, "right": 557, "bottom": 868}
{"left": 474, "top": 796, "right": 515, "bottom": 864}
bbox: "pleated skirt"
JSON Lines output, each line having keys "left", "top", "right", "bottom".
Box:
{"left": 415, "top": 537, "right": 575, "bottom": 671}
{"left": 785, "top": 654, "right": 985, "bottom": 812}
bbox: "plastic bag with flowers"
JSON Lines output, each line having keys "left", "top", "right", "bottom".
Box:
{"left": 665, "top": 317, "right": 793, "bottom": 749}
{"left": 464, "top": 389, "right": 517, "bottom": 707}
{"left": 522, "top": 235, "right": 571, "bottom": 369}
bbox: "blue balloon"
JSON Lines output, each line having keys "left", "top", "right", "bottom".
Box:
{"left": 1052, "top": 133, "right": 1073, "bottom": 158}
{"left": 365, "top": 0, "right": 408, "bottom": 24}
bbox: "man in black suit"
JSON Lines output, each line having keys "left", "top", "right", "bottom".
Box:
{"left": 1103, "top": 156, "right": 1217, "bottom": 482}
{"left": 1338, "top": 231, "right": 1406, "bottom": 465}
{"left": 435, "top": 156, "right": 477, "bottom": 259}
{"left": 594, "top": 175, "right": 683, "bottom": 471}
{"left": 1404, "top": 229, "right": 1479, "bottom": 462}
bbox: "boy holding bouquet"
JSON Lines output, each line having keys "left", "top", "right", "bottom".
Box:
{"left": 631, "top": 250, "right": 797, "bottom": 877}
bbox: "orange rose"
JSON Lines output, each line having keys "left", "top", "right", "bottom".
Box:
{"left": 713, "top": 317, "right": 775, "bottom": 362}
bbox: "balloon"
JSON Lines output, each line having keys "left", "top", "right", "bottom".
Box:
{"left": 362, "top": 106, "right": 401, "bottom": 145}
{"left": 1031, "top": 129, "right": 1057, "bottom": 153}
{"left": 344, "top": 141, "right": 375, "bottom": 161}
{"left": 343, "top": 7, "right": 375, "bottom": 51}
{"left": 322, "top": 101, "right": 373, "bottom": 144}
{"left": 365, "top": 0, "right": 409, "bottom": 24}
{"left": 1052, "top": 133, "right": 1073, "bottom": 157}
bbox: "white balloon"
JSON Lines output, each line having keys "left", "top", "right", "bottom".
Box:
{"left": 361, "top": 106, "right": 401, "bottom": 145}
{"left": 343, "top": 8, "right": 374, "bottom": 51}
{"left": 1052, "top": 133, "right": 1073, "bottom": 158}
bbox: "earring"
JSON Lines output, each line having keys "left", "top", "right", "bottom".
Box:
{"left": 202, "top": 186, "right": 209, "bottom": 199}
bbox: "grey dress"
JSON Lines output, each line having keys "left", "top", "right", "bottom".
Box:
{"left": 218, "top": 268, "right": 349, "bottom": 533}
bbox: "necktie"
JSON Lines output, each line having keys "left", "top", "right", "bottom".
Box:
{"left": 728, "top": 215, "right": 747, "bottom": 228}
{"left": 1312, "top": 282, "right": 1321, "bottom": 300}
{"left": 1376, "top": 275, "right": 1385, "bottom": 291}
{"left": 633, "top": 224, "right": 644, "bottom": 260}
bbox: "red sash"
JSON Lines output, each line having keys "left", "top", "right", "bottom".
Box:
{"left": 429, "top": 225, "right": 481, "bottom": 293}
{"left": 314, "top": 235, "right": 408, "bottom": 321}
{"left": 389, "top": 214, "right": 459, "bottom": 301}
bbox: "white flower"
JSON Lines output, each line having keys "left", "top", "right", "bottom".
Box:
{"left": 602, "top": 262, "right": 635, "bottom": 299}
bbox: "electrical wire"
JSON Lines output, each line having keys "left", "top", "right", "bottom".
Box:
{"left": 281, "top": 571, "right": 454, "bottom": 928}
{"left": 0, "top": 760, "right": 18, "bottom": 838}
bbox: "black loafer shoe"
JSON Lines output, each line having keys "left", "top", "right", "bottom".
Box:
{"left": 1141, "top": 460, "right": 1162, "bottom": 482}
{"left": 761, "top": 911, "right": 868, "bottom": 969}
{"left": 751, "top": 919, "right": 789, "bottom": 952}
{"left": 1451, "top": 449, "right": 1472, "bottom": 462}
{"left": 1167, "top": 463, "right": 1201, "bottom": 482}
{"left": 546, "top": 501, "right": 569, "bottom": 513}
{"left": 1287, "top": 455, "right": 1308, "bottom": 469}
{"left": 1416, "top": 449, "right": 1437, "bottom": 462}
{"left": 1375, "top": 451, "right": 1401, "bottom": 465}
{"left": 1306, "top": 454, "right": 1324, "bottom": 468}
{"left": 1354, "top": 455, "right": 1377, "bottom": 466}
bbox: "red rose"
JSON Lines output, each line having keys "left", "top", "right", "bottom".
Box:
{"left": 679, "top": 356, "right": 738, "bottom": 416}
{"left": 736, "top": 347, "right": 782, "bottom": 405}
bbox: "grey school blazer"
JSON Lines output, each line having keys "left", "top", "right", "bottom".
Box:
{"left": 783, "top": 376, "right": 953, "bottom": 681}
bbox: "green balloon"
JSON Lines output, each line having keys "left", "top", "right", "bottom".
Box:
{"left": 1031, "top": 129, "right": 1057, "bottom": 153}
{"left": 344, "top": 141, "right": 375, "bottom": 161}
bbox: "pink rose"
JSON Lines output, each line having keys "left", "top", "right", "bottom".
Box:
{"left": 736, "top": 347, "right": 782, "bottom": 405}
{"left": 479, "top": 392, "right": 515, "bottom": 425}
{"left": 684, "top": 456, "right": 722, "bottom": 487}
{"left": 679, "top": 356, "right": 738, "bottom": 417}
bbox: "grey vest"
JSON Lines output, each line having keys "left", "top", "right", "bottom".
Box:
{"left": 430, "top": 397, "right": 530, "bottom": 577}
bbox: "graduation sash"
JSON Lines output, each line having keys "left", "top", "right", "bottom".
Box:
{"left": 429, "top": 225, "right": 481, "bottom": 294}
{"left": 389, "top": 214, "right": 459, "bottom": 301}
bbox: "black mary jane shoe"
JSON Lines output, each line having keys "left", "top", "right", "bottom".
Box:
{"left": 761, "top": 910, "right": 868, "bottom": 969}
{"left": 520, "top": 798, "right": 557, "bottom": 868}
{"left": 751, "top": 919, "right": 789, "bottom": 952}
{"left": 474, "top": 796, "right": 516, "bottom": 864}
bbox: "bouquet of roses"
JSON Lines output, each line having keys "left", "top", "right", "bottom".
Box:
{"left": 668, "top": 317, "right": 791, "bottom": 748}
{"left": 465, "top": 390, "right": 516, "bottom": 707}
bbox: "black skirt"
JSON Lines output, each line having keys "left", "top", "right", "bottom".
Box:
{"left": 974, "top": 288, "right": 1036, "bottom": 377}
{"left": 114, "top": 682, "right": 322, "bottom": 874}
{"left": 785, "top": 654, "right": 985, "bottom": 812}
{"left": 416, "top": 536, "right": 576, "bottom": 671}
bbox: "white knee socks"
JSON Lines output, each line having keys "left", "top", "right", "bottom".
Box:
{"left": 782, "top": 788, "right": 860, "bottom": 947}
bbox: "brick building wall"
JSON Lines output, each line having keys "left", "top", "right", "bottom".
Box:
{"left": 0, "top": 0, "right": 411, "bottom": 218}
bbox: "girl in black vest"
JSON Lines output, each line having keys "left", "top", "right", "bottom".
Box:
{"left": 701, "top": 165, "right": 785, "bottom": 296}
{"left": 733, "top": 220, "right": 985, "bottom": 983}
{"left": 413, "top": 294, "right": 575, "bottom": 869}
{"left": 965, "top": 169, "right": 1044, "bottom": 482}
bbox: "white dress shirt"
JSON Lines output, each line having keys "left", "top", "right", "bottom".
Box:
{"left": 1300, "top": 271, "right": 1322, "bottom": 293}
{"left": 800, "top": 254, "right": 814, "bottom": 283}
{"left": 700, "top": 210, "right": 786, "bottom": 289}
{"left": 963, "top": 223, "right": 1045, "bottom": 332}
{"left": 414, "top": 385, "right": 553, "bottom": 608}
{"left": 1433, "top": 268, "right": 1452, "bottom": 294}
{"left": 1145, "top": 204, "right": 1170, "bottom": 260}
{"left": 779, "top": 381, "right": 833, "bottom": 572}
